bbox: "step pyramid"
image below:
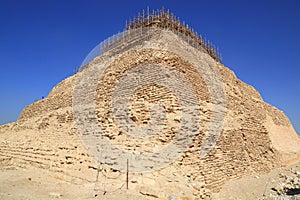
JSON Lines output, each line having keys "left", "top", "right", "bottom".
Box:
{"left": 1, "top": 8, "right": 300, "bottom": 199}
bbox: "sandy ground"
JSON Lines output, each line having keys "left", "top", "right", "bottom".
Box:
{"left": 215, "top": 162, "right": 300, "bottom": 200}
{"left": 1, "top": 161, "right": 300, "bottom": 200}
{"left": 0, "top": 165, "right": 147, "bottom": 200}
{"left": 0, "top": 165, "right": 93, "bottom": 200}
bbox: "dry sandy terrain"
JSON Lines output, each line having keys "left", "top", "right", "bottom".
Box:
{"left": 0, "top": 164, "right": 147, "bottom": 200}
{"left": 1, "top": 160, "right": 300, "bottom": 199}
{"left": 216, "top": 162, "right": 300, "bottom": 199}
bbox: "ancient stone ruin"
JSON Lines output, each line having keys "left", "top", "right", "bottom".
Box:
{"left": 1, "top": 8, "right": 300, "bottom": 199}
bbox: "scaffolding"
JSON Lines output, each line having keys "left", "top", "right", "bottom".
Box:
{"left": 126, "top": 7, "right": 222, "bottom": 62}
{"left": 80, "top": 8, "right": 222, "bottom": 68}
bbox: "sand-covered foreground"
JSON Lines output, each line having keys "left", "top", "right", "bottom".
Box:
{"left": 1, "top": 159, "right": 300, "bottom": 199}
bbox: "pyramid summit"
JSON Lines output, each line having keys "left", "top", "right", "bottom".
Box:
{"left": 81, "top": 7, "right": 221, "bottom": 67}
{"left": 1, "top": 8, "right": 300, "bottom": 199}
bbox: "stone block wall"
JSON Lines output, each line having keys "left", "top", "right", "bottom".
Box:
{"left": 18, "top": 76, "right": 75, "bottom": 121}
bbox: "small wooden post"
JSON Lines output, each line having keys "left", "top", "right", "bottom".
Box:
{"left": 147, "top": 6, "right": 150, "bottom": 18}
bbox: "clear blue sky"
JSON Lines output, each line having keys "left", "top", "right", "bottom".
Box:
{"left": 0, "top": 0, "right": 299, "bottom": 134}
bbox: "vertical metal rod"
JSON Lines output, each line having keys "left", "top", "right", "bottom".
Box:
{"left": 126, "top": 159, "right": 129, "bottom": 190}
{"left": 93, "top": 167, "right": 100, "bottom": 197}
